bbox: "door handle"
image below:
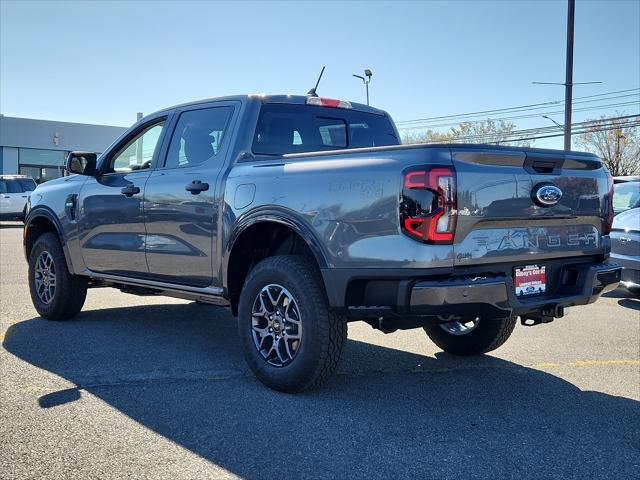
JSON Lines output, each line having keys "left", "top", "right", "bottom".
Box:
{"left": 619, "top": 236, "right": 632, "bottom": 244}
{"left": 185, "top": 180, "right": 209, "bottom": 195}
{"left": 121, "top": 184, "right": 140, "bottom": 197}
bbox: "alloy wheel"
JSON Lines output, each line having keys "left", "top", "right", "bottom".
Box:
{"left": 251, "top": 284, "right": 302, "bottom": 367}
{"left": 34, "top": 251, "right": 56, "bottom": 304}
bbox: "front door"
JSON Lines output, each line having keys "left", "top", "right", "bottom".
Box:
{"left": 143, "top": 104, "right": 236, "bottom": 287}
{"left": 77, "top": 119, "right": 167, "bottom": 276}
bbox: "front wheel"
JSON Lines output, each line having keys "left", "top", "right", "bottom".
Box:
{"left": 237, "top": 255, "right": 347, "bottom": 393}
{"left": 423, "top": 316, "right": 517, "bottom": 356}
{"left": 28, "top": 232, "right": 88, "bottom": 320}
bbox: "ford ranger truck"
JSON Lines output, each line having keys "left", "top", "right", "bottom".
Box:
{"left": 23, "top": 94, "right": 621, "bottom": 392}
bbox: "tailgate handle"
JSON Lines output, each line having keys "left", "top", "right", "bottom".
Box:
{"left": 531, "top": 159, "right": 558, "bottom": 174}
{"left": 524, "top": 155, "right": 563, "bottom": 174}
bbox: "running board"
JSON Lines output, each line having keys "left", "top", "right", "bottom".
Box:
{"left": 83, "top": 270, "right": 229, "bottom": 306}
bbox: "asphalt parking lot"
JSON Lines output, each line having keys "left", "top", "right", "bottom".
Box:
{"left": 0, "top": 221, "right": 638, "bottom": 479}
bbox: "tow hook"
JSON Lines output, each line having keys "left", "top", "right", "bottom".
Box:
{"left": 521, "top": 306, "right": 565, "bottom": 326}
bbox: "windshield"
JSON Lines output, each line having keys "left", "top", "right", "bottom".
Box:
{"left": 613, "top": 182, "right": 640, "bottom": 215}
{"left": 252, "top": 104, "right": 399, "bottom": 155}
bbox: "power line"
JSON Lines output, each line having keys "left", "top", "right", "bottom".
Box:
{"left": 395, "top": 87, "right": 640, "bottom": 125}
{"left": 451, "top": 118, "right": 640, "bottom": 143}
{"left": 494, "top": 121, "right": 640, "bottom": 144}
{"left": 410, "top": 115, "right": 640, "bottom": 144}
{"left": 396, "top": 93, "right": 640, "bottom": 127}
{"left": 397, "top": 101, "right": 640, "bottom": 130}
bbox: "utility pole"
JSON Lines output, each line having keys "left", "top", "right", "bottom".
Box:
{"left": 564, "top": 0, "right": 575, "bottom": 150}
{"left": 533, "top": 0, "right": 601, "bottom": 151}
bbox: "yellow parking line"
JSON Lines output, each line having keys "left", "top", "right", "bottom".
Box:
{"left": 532, "top": 359, "right": 640, "bottom": 369}
{"left": 566, "top": 359, "right": 640, "bottom": 367}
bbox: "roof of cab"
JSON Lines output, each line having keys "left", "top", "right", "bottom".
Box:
{"left": 150, "top": 94, "right": 387, "bottom": 118}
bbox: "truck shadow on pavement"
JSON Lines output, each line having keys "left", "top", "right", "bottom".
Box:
{"left": 4, "top": 303, "right": 640, "bottom": 479}
{"left": 603, "top": 289, "right": 640, "bottom": 311}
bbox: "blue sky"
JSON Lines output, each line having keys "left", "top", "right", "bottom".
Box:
{"left": 1, "top": 0, "right": 638, "bottom": 149}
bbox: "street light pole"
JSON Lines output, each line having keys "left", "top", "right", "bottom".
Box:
{"left": 352, "top": 69, "right": 373, "bottom": 105}
{"left": 564, "top": 0, "right": 575, "bottom": 150}
{"left": 365, "top": 79, "right": 370, "bottom": 106}
{"left": 542, "top": 115, "right": 563, "bottom": 129}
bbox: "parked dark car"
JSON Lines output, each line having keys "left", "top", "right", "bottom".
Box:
{"left": 23, "top": 94, "right": 621, "bottom": 392}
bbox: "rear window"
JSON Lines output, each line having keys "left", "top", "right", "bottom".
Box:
{"left": 0, "top": 179, "right": 36, "bottom": 193}
{"left": 252, "top": 104, "right": 399, "bottom": 155}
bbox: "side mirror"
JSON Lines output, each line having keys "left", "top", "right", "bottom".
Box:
{"left": 66, "top": 151, "right": 97, "bottom": 176}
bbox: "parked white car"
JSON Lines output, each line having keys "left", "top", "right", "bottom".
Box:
{"left": 0, "top": 175, "right": 37, "bottom": 221}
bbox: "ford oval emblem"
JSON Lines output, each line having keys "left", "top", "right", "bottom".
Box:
{"left": 532, "top": 183, "right": 563, "bottom": 207}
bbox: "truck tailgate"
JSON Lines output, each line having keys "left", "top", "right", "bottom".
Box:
{"left": 451, "top": 147, "right": 608, "bottom": 266}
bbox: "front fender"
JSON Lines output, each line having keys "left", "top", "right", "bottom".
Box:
{"left": 24, "top": 207, "right": 76, "bottom": 274}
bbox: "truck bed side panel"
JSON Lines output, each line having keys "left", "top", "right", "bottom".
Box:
{"left": 225, "top": 147, "right": 454, "bottom": 269}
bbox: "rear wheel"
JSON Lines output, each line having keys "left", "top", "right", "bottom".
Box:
{"left": 28, "top": 232, "right": 87, "bottom": 320}
{"left": 237, "top": 255, "right": 347, "bottom": 393}
{"left": 423, "top": 316, "right": 517, "bottom": 356}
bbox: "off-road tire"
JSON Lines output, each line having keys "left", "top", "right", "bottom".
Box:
{"left": 424, "top": 316, "right": 517, "bottom": 356}
{"left": 237, "top": 255, "right": 347, "bottom": 393}
{"left": 28, "top": 232, "right": 87, "bottom": 320}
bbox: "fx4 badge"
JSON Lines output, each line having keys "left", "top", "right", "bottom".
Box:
{"left": 532, "top": 183, "right": 563, "bottom": 207}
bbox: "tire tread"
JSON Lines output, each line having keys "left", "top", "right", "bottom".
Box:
{"left": 238, "top": 255, "right": 346, "bottom": 392}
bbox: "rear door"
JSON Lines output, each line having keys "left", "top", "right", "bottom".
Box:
{"left": 77, "top": 117, "right": 169, "bottom": 276}
{"left": 143, "top": 102, "right": 237, "bottom": 287}
{"left": 451, "top": 148, "right": 606, "bottom": 266}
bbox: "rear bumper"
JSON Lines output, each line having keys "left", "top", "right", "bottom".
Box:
{"left": 323, "top": 260, "right": 621, "bottom": 321}
{"left": 408, "top": 262, "right": 620, "bottom": 319}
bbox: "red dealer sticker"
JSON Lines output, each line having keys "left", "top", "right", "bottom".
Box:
{"left": 514, "top": 265, "right": 546, "bottom": 296}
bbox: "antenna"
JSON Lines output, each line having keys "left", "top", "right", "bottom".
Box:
{"left": 307, "top": 66, "right": 326, "bottom": 97}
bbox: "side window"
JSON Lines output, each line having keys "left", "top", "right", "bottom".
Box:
{"left": 317, "top": 118, "right": 347, "bottom": 147}
{"left": 0, "top": 181, "right": 6, "bottom": 194}
{"left": 108, "top": 122, "right": 165, "bottom": 173}
{"left": 4, "top": 180, "right": 23, "bottom": 193}
{"left": 165, "top": 107, "right": 233, "bottom": 169}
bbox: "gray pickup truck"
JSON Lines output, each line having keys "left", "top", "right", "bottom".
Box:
{"left": 24, "top": 94, "right": 621, "bottom": 392}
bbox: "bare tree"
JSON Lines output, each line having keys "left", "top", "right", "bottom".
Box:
{"left": 576, "top": 114, "right": 640, "bottom": 176}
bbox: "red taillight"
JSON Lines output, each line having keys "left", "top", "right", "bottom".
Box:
{"left": 306, "top": 96, "right": 352, "bottom": 109}
{"left": 400, "top": 165, "right": 457, "bottom": 244}
{"left": 604, "top": 170, "right": 614, "bottom": 234}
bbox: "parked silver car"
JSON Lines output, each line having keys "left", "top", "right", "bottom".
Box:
{"left": 613, "top": 180, "right": 640, "bottom": 216}
{"left": 611, "top": 207, "right": 640, "bottom": 296}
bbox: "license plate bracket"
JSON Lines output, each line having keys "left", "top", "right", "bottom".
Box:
{"left": 514, "top": 265, "right": 546, "bottom": 296}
